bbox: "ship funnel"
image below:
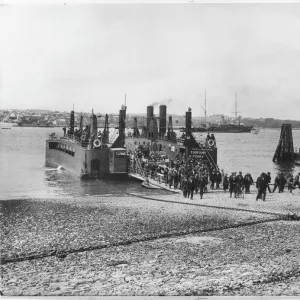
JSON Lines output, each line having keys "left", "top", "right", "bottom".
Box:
{"left": 186, "top": 108, "right": 192, "bottom": 133}
{"left": 90, "top": 111, "right": 98, "bottom": 137}
{"left": 111, "top": 105, "right": 126, "bottom": 148}
{"left": 159, "top": 105, "right": 167, "bottom": 135}
{"left": 119, "top": 107, "right": 126, "bottom": 132}
{"left": 147, "top": 106, "right": 154, "bottom": 118}
{"left": 133, "top": 117, "right": 140, "bottom": 137}
{"left": 70, "top": 110, "right": 75, "bottom": 134}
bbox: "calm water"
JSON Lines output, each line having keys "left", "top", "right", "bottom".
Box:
{"left": 0, "top": 126, "right": 299, "bottom": 200}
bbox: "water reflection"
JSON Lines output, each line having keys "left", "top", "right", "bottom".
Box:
{"left": 43, "top": 168, "right": 170, "bottom": 198}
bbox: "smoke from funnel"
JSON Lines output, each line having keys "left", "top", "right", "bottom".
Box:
{"left": 151, "top": 97, "right": 173, "bottom": 108}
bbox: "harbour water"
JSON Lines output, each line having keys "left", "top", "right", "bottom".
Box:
{"left": 0, "top": 126, "right": 299, "bottom": 200}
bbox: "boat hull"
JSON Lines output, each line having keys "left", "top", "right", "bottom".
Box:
{"left": 45, "top": 139, "right": 110, "bottom": 179}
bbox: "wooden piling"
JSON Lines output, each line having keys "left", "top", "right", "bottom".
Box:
{"left": 272, "top": 124, "right": 295, "bottom": 163}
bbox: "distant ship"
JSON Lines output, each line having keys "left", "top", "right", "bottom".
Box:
{"left": 207, "top": 123, "right": 253, "bottom": 133}
{"left": 18, "top": 121, "right": 67, "bottom": 127}
{"left": 180, "top": 92, "right": 253, "bottom": 133}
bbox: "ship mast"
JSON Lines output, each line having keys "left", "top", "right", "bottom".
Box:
{"left": 235, "top": 92, "right": 237, "bottom": 119}
{"left": 235, "top": 92, "right": 240, "bottom": 126}
{"left": 205, "top": 89, "right": 207, "bottom": 129}
{"left": 200, "top": 90, "right": 207, "bottom": 130}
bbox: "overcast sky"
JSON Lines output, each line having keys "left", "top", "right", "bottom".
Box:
{"left": 1, "top": 4, "right": 300, "bottom": 119}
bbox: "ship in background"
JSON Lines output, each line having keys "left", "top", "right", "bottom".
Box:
{"left": 125, "top": 105, "right": 218, "bottom": 168}
{"left": 181, "top": 92, "right": 253, "bottom": 133}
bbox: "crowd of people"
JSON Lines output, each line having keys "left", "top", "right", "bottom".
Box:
{"left": 128, "top": 146, "right": 300, "bottom": 201}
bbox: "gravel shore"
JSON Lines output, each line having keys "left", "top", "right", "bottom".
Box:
{"left": 1, "top": 188, "right": 300, "bottom": 296}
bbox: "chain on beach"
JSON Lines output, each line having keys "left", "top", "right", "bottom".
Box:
{"left": 2, "top": 184, "right": 299, "bottom": 266}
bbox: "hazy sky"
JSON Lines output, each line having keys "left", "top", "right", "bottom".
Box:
{"left": 1, "top": 4, "right": 300, "bottom": 119}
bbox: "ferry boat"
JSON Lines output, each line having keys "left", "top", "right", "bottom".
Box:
{"left": 125, "top": 105, "right": 218, "bottom": 168}
{"left": 45, "top": 106, "right": 128, "bottom": 179}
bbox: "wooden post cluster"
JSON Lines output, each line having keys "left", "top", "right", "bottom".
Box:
{"left": 272, "top": 124, "right": 294, "bottom": 163}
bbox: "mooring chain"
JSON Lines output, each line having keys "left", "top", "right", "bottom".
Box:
{"left": 122, "top": 191, "right": 292, "bottom": 218}
{"left": 2, "top": 183, "right": 298, "bottom": 265}
{"left": 1, "top": 215, "right": 282, "bottom": 265}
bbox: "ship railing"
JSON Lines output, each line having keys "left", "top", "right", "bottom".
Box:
{"left": 157, "top": 135, "right": 185, "bottom": 145}
{"left": 126, "top": 133, "right": 184, "bottom": 145}
{"left": 128, "top": 158, "right": 181, "bottom": 187}
{"left": 59, "top": 134, "right": 89, "bottom": 148}
{"left": 48, "top": 133, "right": 59, "bottom": 140}
{"left": 128, "top": 157, "right": 145, "bottom": 178}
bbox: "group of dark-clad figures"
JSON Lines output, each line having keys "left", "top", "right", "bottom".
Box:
{"left": 129, "top": 146, "right": 300, "bottom": 201}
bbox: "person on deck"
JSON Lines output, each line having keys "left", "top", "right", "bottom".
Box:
{"left": 206, "top": 133, "right": 211, "bottom": 141}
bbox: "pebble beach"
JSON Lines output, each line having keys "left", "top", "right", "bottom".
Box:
{"left": 1, "top": 188, "right": 300, "bottom": 296}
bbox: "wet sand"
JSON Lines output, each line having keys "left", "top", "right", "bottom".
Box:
{"left": 1, "top": 188, "right": 300, "bottom": 296}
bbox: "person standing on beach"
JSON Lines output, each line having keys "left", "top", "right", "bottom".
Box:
{"left": 278, "top": 173, "right": 287, "bottom": 193}
{"left": 223, "top": 174, "right": 229, "bottom": 192}
{"left": 256, "top": 173, "right": 268, "bottom": 201}
{"left": 210, "top": 170, "right": 216, "bottom": 190}
{"left": 273, "top": 174, "right": 280, "bottom": 193}
{"left": 229, "top": 172, "right": 237, "bottom": 198}
{"left": 266, "top": 172, "right": 272, "bottom": 193}
{"left": 173, "top": 170, "right": 179, "bottom": 189}
{"left": 288, "top": 176, "right": 295, "bottom": 194}
{"left": 199, "top": 175, "right": 206, "bottom": 199}
{"left": 243, "top": 173, "right": 254, "bottom": 194}
{"left": 202, "top": 171, "right": 207, "bottom": 192}
{"left": 294, "top": 173, "right": 300, "bottom": 189}
{"left": 164, "top": 167, "right": 168, "bottom": 186}
{"left": 168, "top": 169, "right": 174, "bottom": 189}
{"left": 181, "top": 176, "right": 188, "bottom": 198}
{"left": 187, "top": 177, "right": 196, "bottom": 200}
{"left": 215, "top": 170, "right": 222, "bottom": 189}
